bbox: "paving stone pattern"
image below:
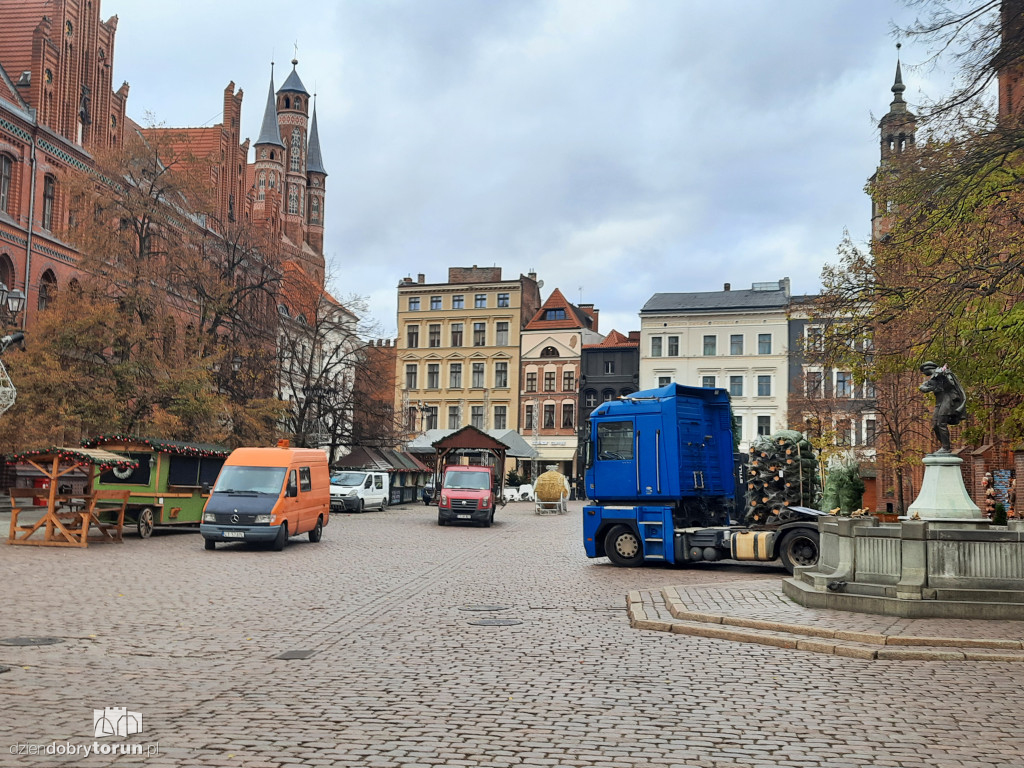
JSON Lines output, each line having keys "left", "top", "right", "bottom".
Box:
{"left": 2, "top": 502, "right": 1024, "bottom": 767}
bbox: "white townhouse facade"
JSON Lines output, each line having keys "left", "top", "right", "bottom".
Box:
{"left": 639, "top": 279, "right": 791, "bottom": 451}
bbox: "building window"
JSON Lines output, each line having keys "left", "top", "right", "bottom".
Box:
{"left": 526, "top": 372, "right": 537, "bottom": 392}
{"left": 702, "top": 375, "right": 715, "bottom": 389}
{"left": 472, "top": 362, "right": 485, "bottom": 387}
{"left": 425, "top": 406, "right": 438, "bottom": 430}
{"left": 257, "top": 171, "right": 265, "bottom": 201}
{"left": 806, "top": 371, "right": 823, "bottom": 398}
{"left": 604, "top": 360, "right": 616, "bottom": 375}
{"left": 540, "top": 346, "right": 559, "bottom": 358}
{"left": 651, "top": 337, "right": 662, "bottom": 357}
{"left": 451, "top": 323, "right": 463, "bottom": 347}
{"left": 430, "top": 296, "right": 442, "bottom": 310}
{"left": 495, "top": 362, "right": 508, "bottom": 388}
{"left": 658, "top": 376, "right": 671, "bottom": 387}
{"left": 757, "top": 416, "right": 770, "bottom": 436}
{"left": 38, "top": 270, "right": 57, "bottom": 311}
{"left": 758, "top": 333, "right": 772, "bottom": 354}
{"left": 473, "top": 322, "right": 486, "bottom": 346}
{"left": 452, "top": 295, "right": 464, "bottom": 309}
{"left": 0, "top": 155, "right": 11, "bottom": 214}
{"left": 288, "top": 185, "right": 299, "bottom": 214}
{"left": 426, "top": 364, "right": 439, "bottom": 389}
{"left": 730, "top": 335, "right": 743, "bottom": 355}
{"left": 428, "top": 324, "right": 441, "bottom": 347}
{"left": 448, "top": 405, "right": 460, "bottom": 429}
{"left": 806, "top": 326, "right": 823, "bottom": 352}
{"left": 603, "top": 389, "right": 615, "bottom": 402}
{"left": 544, "top": 308, "right": 566, "bottom": 320}
{"left": 734, "top": 415, "right": 743, "bottom": 440}
{"left": 562, "top": 403, "right": 575, "bottom": 429}
{"left": 543, "top": 404, "right": 556, "bottom": 428}
{"left": 475, "top": 293, "right": 487, "bottom": 308}
{"left": 668, "top": 336, "right": 679, "bottom": 356}
{"left": 405, "top": 364, "right": 418, "bottom": 389}
{"left": 406, "top": 325, "right": 419, "bottom": 348}
{"left": 497, "top": 293, "right": 510, "bottom": 307}
{"left": 584, "top": 390, "right": 597, "bottom": 407}
{"left": 471, "top": 406, "right": 485, "bottom": 428}
{"left": 496, "top": 321, "right": 509, "bottom": 346}
{"left": 408, "top": 297, "right": 420, "bottom": 311}
{"left": 544, "top": 371, "right": 556, "bottom": 391}
{"left": 836, "top": 418, "right": 852, "bottom": 446}
{"left": 864, "top": 380, "right": 877, "bottom": 399}
{"left": 310, "top": 196, "right": 320, "bottom": 224}
{"left": 865, "top": 419, "right": 877, "bottom": 446}
{"left": 729, "top": 376, "right": 743, "bottom": 397}
{"left": 836, "top": 371, "right": 853, "bottom": 398}
{"left": 703, "top": 335, "right": 717, "bottom": 356}
{"left": 757, "top": 375, "right": 771, "bottom": 396}
{"left": 450, "top": 363, "right": 462, "bottom": 388}
{"left": 494, "top": 405, "right": 507, "bottom": 429}
{"left": 42, "top": 175, "right": 56, "bottom": 230}
{"left": 290, "top": 128, "right": 302, "bottom": 172}
{"left": 524, "top": 404, "right": 534, "bottom": 430}
{"left": 563, "top": 370, "right": 575, "bottom": 391}
{"left": 406, "top": 407, "right": 417, "bottom": 431}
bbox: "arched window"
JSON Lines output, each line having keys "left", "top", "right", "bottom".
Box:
{"left": 540, "top": 346, "right": 559, "bottom": 358}
{"left": 288, "top": 185, "right": 298, "bottom": 214}
{"left": 0, "top": 154, "right": 12, "bottom": 214}
{"left": 283, "top": 96, "right": 291, "bottom": 109}
{"left": 0, "top": 253, "right": 14, "bottom": 292}
{"left": 42, "top": 175, "right": 56, "bottom": 230}
{"left": 269, "top": 171, "right": 276, "bottom": 189}
{"left": 295, "top": 97, "right": 302, "bottom": 111}
{"left": 68, "top": 278, "right": 82, "bottom": 296}
{"left": 584, "top": 390, "right": 597, "bottom": 408}
{"left": 38, "top": 269, "right": 57, "bottom": 311}
{"left": 602, "top": 389, "right": 615, "bottom": 402}
{"left": 290, "top": 128, "right": 301, "bottom": 172}
{"left": 258, "top": 172, "right": 266, "bottom": 201}
{"left": 310, "top": 197, "right": 320, "bottom": 224}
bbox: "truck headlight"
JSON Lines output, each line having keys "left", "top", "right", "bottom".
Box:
{"left": 347, "top": 489, "right": 358, "bottom": 497}
{"left": 255, "top": 514, "right": 273, "bottom": 524}
{"left": 203, "top": 512, "right": 216, "bottom": 523}
{"left": 481, "top": 496, "right": 490, "bottom": 508}
{"left": 440, "top": 494, "right": 448, "bottom": 505}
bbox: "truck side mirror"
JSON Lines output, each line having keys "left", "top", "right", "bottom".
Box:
{"left": 201, "top": 483, "right": 211, "bottom": 495}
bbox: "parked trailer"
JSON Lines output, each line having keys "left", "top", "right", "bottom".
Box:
{"left": 582, "top": 384, "right": 823, "bottom": 573}
{"left": 83, "top": 436, "right": 229, "bottom": 538}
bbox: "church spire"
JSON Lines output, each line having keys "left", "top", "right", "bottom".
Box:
{"left": 255, "top": 63, "right": 285, "bottom": 148}
{"left": 889, "top": 43, "right": 908, "bottom": 112}
{"left": 306, "top": 99, "right": 327, "bottom": 175}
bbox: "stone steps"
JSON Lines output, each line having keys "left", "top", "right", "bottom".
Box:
{"left": 625, "top": 588, "right": 1024, "bottom": 662}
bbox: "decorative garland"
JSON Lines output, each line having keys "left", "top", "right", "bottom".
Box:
{"left": 81, "top": 434, "right": 230, "bottom": 458}
{"left": 7, "top": 447, "right": 139, "bottom": 475}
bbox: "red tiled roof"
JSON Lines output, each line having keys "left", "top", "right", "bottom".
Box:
{"left": 583, "top": 329, "right": 639, "bottom": 350}
{"left": 524, "top": 287, "right": 596, "bottom": 331}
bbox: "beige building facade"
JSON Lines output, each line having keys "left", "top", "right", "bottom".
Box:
{"left": 396, "top": 267, "right": 541, "bottom": 442}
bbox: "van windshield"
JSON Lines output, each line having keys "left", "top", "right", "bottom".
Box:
{"left": 213, "top": 466, "right": 287, "bottom": 495}
{"left": 443, "top": 471, "right": 490, "bottom": 490}
{"left": 331, "top": 472, "right": 366, "bottom": 487}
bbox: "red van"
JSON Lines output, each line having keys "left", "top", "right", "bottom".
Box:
{"left": 437, "top": 465, "right": 495, "bottom": 527}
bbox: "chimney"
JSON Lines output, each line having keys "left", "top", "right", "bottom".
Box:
{"left": 528, "top": 270, "right": 537, "bottom": 281}
{"left": 724, "top": 283, "right": 731, "bottom": 291}
{"left": 780, "top": 277, "right": 791, "bottom": 296}
{"left": 628, "top": 331, "right": 640, "bottom": 342}
{"left": 417, "top": 273, "right": 425, "bottom": 284}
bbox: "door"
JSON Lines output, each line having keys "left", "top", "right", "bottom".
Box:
{"left": 590, "top": 418, "right": 636, "bottom": 501}
{"left": 283, "top": 468, "right": 299, "bottom": 533}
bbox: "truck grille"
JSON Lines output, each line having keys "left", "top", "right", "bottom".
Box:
{"left": 450, "top": 499, "right": 478, "bottom": 511}
{"left": 212, "top": 513, "right": 262, "bottom": 525}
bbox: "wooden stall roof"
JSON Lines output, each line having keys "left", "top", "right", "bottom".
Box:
{"left": 430, "top": 426, "right": 510, "bottom": 452}
{"left": 81, "top": 435, "right": 230, "bottom": 458}
{"left": 8, "top": 447, "right": 139, "bottom": 474}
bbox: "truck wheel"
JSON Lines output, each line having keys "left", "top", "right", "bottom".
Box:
{"left": 308, "top": 516, "right": 323, "bottom": 543}
{"left": 272, "top": 522, "right": 288, "bottom": 552}
{"left": 779, "top": 529, "right": 820, "bottom": 573}
{"left": 204, "top": 538, "right": 216, "bottom": 551}
{"left": 137, "top": 508, "right": 155, "bottom": 539}
{"left": 604, "top": 525, "right": 645, "bottom": 567}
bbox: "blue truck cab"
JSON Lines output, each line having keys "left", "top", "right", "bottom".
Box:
{"left": 582, "top": 383, "right": 821, "bottom": 572}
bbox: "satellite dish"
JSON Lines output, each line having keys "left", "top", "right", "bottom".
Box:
{"left": 537, "top": 280, "right": 544, "bottom": 289}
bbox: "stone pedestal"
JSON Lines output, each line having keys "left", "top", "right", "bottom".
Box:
{"left": 907, "top": 453, "right": 982, "bottom": 520}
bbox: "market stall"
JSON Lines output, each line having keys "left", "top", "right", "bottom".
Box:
{"left": 7, "top": 447, "right": 135, "bottom": 547}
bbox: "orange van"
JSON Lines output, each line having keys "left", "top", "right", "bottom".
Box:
{"left": 200, "top": 443, "right": 330, "bottom": 551}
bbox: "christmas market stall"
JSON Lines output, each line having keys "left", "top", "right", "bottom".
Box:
{"left": 81, "top": 435, "right": 230, "bottom": 538}
{"left": 7, "top": 447, "right": 135, "bottom": 547}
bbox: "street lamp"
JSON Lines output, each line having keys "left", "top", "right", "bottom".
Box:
{"left": 0, "top": 283, "right": 26, "bottom": 324}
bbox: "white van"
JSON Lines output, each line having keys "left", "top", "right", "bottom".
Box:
{"left": 330, "top": 470, "right": 388, "bottom": 512}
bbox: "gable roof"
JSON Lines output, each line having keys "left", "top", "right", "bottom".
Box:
{"left": 584, "top": 329, "right": 638, "bottom": 350}
{"left": 525, "top": 288, "right": 596, "bottom": 331}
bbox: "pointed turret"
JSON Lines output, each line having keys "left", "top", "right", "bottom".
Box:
{"left": 306, "top": 103, "right": 327, "bottom": 175}
{"left": 256, "top": 65, "right": 285, "bottom": 149}
{"left": 279, "top": 59, "right": 310, "bottom": 96}
{"left": 879, "top": 44, "right": 916, "bottom": 163}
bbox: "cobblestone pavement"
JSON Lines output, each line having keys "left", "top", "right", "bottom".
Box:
{"left": 3, "top": 501, "right": 1024, "bottom": 767}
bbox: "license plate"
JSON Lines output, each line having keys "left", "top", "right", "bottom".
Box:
{"left": 457, "top": 514, "right": 472, "bottom": 519}
{"left": 222, "top": 531, "right": 245, "bottom": 538}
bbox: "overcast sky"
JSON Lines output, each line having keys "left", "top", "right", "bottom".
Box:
{"left": 102, "top": 0, "right": 955, "bottom": 338}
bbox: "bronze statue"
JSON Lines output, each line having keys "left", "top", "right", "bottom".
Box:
{"left": 919, "top": 362, "right": 966, "bottom": 453}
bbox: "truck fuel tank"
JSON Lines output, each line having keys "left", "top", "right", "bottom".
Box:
{"left": 729, "top": 530, "right": 777, "bottom": 561}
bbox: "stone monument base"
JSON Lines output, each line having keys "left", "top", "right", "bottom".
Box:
{"left": 907, "top": 453, "right": 982, "bottom": 520}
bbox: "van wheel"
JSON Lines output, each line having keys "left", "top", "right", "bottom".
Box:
{"left": 380, "top": 497, "right": 387, "bottom": 511}
{"left": 604, "top": 525, "right": 645, "bottom": 567}
{"left": 358, "top": 499, "right": 365, "bottom": 513}
{"left": 482, "top": 510, "right": 493, "bottom": 528}
{"left": 204, "top": 539, "right": 216, "bottom": 551}
{"left": 308, "top": 517, "right": 323, "bottom": 543}
{"left": 272, "top": 522, "right": 288, "bottom": 551}
{"left": 437, "top": 515, "right": 446, "bottom": 526}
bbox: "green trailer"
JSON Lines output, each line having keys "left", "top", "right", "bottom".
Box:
{"left": 82, "top": 436, "right": 230, "bottom": 538}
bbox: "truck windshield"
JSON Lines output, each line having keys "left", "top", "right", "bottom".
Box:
{"left": 213, "top": 466, "right": 287, "bottom": 495}
{"left": 443, "top": 471, "right": 490, "bottom": 490}
{"left": 332, "top": 472, "right": 366, "bottom": 486}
